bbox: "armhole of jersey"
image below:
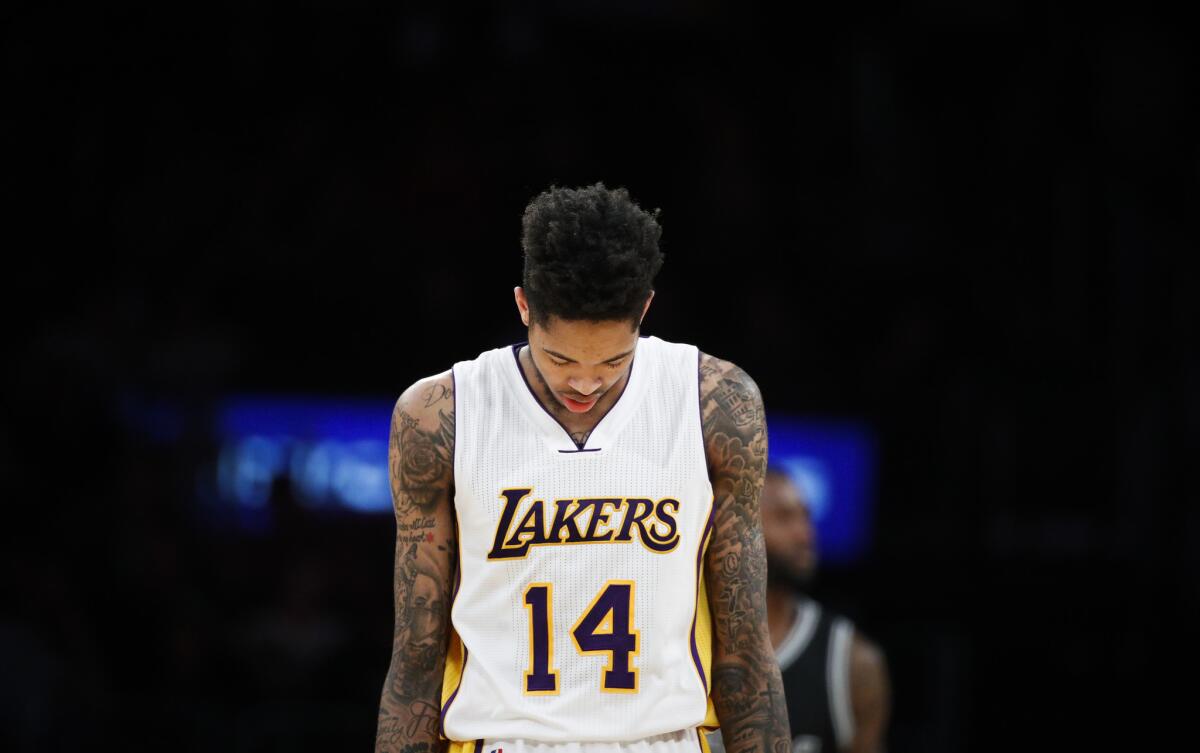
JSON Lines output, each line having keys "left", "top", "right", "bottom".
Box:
{"left": 695, "top": 348, "right": 706, "bottom": 462}
{"left": 439, "top": 513, "right": 467, "bottom": 739}
{"left": 450, "top": 366, "right": 460, "bottom": 493}
{"left": 440, "top": 367, "right": 466, "bottom": 741}
{"left": 828, "top": 619, "right": 856, "bottom": 750}
{"left": 694, "top": 347, "right": 721, "bottom": 733}
{"left": 690, "top": 496, "right": 717, "bottom": 704}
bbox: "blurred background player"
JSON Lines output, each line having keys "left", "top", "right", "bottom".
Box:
{"left": 709, "top": 467, "right": 891, "bottom": 753}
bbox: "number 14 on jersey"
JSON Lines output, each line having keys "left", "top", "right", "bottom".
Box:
{"left": 522, "top": 581, "right": 640, "bottom": 695}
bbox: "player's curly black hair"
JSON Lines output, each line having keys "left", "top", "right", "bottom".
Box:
{"left": 521, "top": 182, "right": 663, "bottom": 326}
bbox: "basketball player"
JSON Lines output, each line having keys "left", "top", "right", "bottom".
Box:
{"left": 709, "top": 468, "right": 891, "bottom": 753}
{"left": 375, "top": 184, "right": 790, "bottom": 753}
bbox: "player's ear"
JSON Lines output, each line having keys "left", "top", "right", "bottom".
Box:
{"left": 514, "top": 286, "right": 531, "bottom": 327}
{"left": 638, "top": 290, "right": 655, "bottom": 326}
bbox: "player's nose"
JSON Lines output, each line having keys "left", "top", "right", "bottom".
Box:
{"left": 569, "top": 376, "right": 603, "bottom": 395}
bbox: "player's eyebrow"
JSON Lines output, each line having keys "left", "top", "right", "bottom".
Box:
{"left": 542, "top": 347, "right": 635, "bottom": 365}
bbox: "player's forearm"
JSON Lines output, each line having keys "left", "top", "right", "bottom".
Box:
{"left": 375, "top": 654, "right": 447, "bottom": 753}
{"left": 376, "top": 530, "right": 455, "bottom": 752}
{"left": 706, "top": 482, "right": 791, "bottom": 753}
{"left": 707, "top": 521, "right": 791, "bottom": 753}
{"left": 711, "top": 643, "right": 791, "bottom": 753}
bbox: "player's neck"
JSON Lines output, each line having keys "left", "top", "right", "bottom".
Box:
{"left": 766, "top": 586, "right": 798, "bottom": 650}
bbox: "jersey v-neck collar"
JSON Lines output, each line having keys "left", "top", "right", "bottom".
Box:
{"left": 504, "top": 337, "right": 648, "bottom": 453}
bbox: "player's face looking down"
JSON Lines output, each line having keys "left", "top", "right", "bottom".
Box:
{"left": 514, "top": 286, "right": 652, "bottom": 416}
{"left": 761, "top": 474, "right": 818, "bottom": 590}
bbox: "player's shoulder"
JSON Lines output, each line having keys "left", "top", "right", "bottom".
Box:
{"left": 697, "top": 351, "right": 764, "bottom": 434}
{"left": 392, "top": 369, "right": 455, "bottom": 434}
{"left": 698, "top": 351, "right": 762, "bottom": 402}
{"left": 814, "top": 602, "right": 886, "bottom": 677}
{"left": 839, "top": 615, "right": 888, "bottom": 689}
{"left": 849, "top": 627, "right": 887, "bottom": 675}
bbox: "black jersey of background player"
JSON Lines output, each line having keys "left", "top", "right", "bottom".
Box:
{"left": 775, "top": 597, "right": 856, "bottom": 753}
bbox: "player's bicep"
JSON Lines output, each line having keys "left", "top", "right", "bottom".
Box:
{"left": 389, "top": 374, "right": 456, "bottom": 523}
{"left": 388, "top": 373, "right": 457, "bottom": 606}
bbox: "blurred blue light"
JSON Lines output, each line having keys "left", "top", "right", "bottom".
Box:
{"left": 213, "top": 399, "right": 877, "bottom": 563}
{"left": 767, "top": 416, "right": 876, "bottom": 565}
{"left": 215, "top": 397, "right": 394, "bottom": 513}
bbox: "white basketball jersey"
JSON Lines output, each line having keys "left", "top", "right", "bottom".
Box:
{"left": 442, "top": 335, "right": 719, "bottom": 746}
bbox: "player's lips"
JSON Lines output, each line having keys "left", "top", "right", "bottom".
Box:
{"left": 561, "top": 393, "right": 599, "bottom": 413}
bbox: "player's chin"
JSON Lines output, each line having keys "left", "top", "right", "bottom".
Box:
{"left": 767, "top": 569, "right": 811, "bottom": 593}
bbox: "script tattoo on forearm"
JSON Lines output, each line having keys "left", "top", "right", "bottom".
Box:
{"left": 700, "top": 354, "right": 791, "bottom": 753}
{"left": 377, "top": 379, "right": 457, "bottom": 753}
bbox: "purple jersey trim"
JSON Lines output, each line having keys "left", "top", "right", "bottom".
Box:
{"left": 439, "top": 372, "right": 466, "bottom": 740}
{"left": 690, "top": 498, "right": 718, "bottom": 692}
{"left": 438, "top": 552, "right": 466, "bottom": 737}
{"left": 451, "top": 367, "right": 457, "bottom": 494}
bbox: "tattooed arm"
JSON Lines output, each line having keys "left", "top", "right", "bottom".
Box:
{"left": 700, "top": 354, "right": 791, "bottom": 753}
{"left": 376, "top": 372, "right": 457, "bottom": 753}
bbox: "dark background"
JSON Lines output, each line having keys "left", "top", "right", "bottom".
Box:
{"left": 3, "top": 2, "right": 1196, "bottom": 751}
